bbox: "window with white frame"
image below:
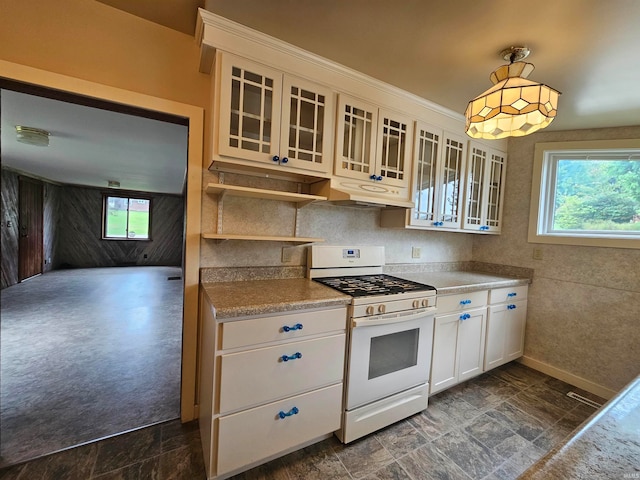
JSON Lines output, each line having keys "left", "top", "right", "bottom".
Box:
{"left": 529, "top": 139, "right": 640, "bottom": 249}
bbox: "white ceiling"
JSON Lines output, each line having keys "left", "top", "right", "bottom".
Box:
{"left": 4, "top": 0, "right": 639, "bottom": 193}
{"left": 1, "top": 90, "right": 188, "bottom": 195}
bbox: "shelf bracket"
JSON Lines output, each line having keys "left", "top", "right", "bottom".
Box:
{"left": 216, "top": 172, "right": 225, "bottom": 235}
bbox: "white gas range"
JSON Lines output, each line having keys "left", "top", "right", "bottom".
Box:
{"left": 308, "top": 245, "right": 437, "bottom": 443}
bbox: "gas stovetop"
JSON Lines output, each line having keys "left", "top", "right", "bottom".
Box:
{"left": 313, "top": 274, "right": 436, "bottom": 298}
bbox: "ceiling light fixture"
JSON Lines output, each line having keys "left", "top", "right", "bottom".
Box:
{"left": 464, "top": 46, "right": 560, "bottom": 139}
{"left": 15, "top": 125, "right": 50, "bottom": 147}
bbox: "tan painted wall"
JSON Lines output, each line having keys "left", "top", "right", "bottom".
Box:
{"left": 0, "top": 0, "right": 209, "bottom": 108}
{"left": 472, "top": 126, "right": 640, "bottom": 393}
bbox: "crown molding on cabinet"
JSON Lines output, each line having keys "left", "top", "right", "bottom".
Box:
{"left": 195, "top": 8, "right": 466, "bottom": 128}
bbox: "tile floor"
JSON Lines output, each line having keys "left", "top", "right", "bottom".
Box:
{"left": 0, "top": 362, "right": 605, "bottom": 480}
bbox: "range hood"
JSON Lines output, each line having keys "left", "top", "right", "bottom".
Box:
{"left": 310, "top": 178, "right": 414, "bottom": 208}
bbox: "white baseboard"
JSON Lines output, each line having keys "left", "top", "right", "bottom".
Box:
{"left": 518, "top": 356, "right": 616, "bottom": 400}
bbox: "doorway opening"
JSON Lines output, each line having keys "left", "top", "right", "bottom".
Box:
{"left": 0, "top": 75, "right": 201, "bottom": 467}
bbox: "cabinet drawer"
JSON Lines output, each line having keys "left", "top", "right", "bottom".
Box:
{"left": 216, "top": 384, "right": 343, "bottom": 476}
{"left": 436, "top": 290, "right": 488, "bottom": 314}
{"left": 219, "top": 334, "right": 346, "bottom": 414}
{"left": 221, "top": 307, "right": 347, "bottom": 350}
{"left": 489, "top": 285, "right": 528, "bottom": 304}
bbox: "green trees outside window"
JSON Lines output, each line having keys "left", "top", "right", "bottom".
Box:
{"left": 104, "top": 196, "right": 151, "bottom": 239}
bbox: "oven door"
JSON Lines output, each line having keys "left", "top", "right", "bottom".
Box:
{"left": 346, "top": 309, "right": 435, "bottom": 410}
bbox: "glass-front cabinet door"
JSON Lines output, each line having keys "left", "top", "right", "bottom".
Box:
{"left": 462, "top": 143, "right": 506, "bottom": 233}
{"left": 411, "top": 122, "right": 442, "bottom": 227}
{"left": 218, "top": 54, "right": 283, "bottom": 163}
{"left": 437, "top": 133, "right": 467, "bottom": 229}
{"left": 376, "top": 110, "right": 412, "bottom": 188}
{"left": 280, "top": 75, "right": 333, "bottom": 174}
{"left": 335, "top": 94, "right": 378, "bottom": 182}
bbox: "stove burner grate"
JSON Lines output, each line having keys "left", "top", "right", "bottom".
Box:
{"left": 314, "top": 274, "right": 436, "bottom": 297}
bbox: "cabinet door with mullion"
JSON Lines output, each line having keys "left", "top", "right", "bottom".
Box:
{"left": 436, "top": 133, "right": 467, "bottom": 229}
{"left": 334, "top": 94, "right": 378, "bottom": 182}
{"left": 410, "top": 122, "right": 443, "bottom": 228}
{"left": 217, "top": 54, "right": 283, "bottom": 163}
{"left": 484, "top": 149, "right": 506, "bottom": 232}
{"left": 280, "top": 75, "right": 334, "bottom": 174}
{"left": 376, "top": 109, "right": 413, "bottom": 188}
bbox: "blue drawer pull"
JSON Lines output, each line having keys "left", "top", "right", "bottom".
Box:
{"left": 460, "top": 299, "right": 472, "bottom": 305}
{"left": 507, "top": 304, "right": 517, "bottom": 310}
{"left": 507, "top": 292, "right": 517, "bottom": 298}
{"left": 433, "top": 221, "right": 444, "bottom": 227}
{"left": 459, "top": 313, "right": 471, "bottom": 320}
{"left": 281, "top": 157, "right": 289, "bottom": 164}
{"left": 376, "top": 175, "right": 383, "bottom": 181}
{"left": 282, "top": 323, "right": 303, "bottom": 332}
{"left": 278, "top": 406, "right": 299, "bottom": 419}
{"left": 272, "top": 155, "right": 280, "bottom": 162}
{"left": 480, "top": 226, "right": 489, "bottom": 231}
{"left": 369, "top": 174, "right": 377, "bottom": 180}
{"left": 281, "top": 352, "right": 302, "bottom": 362}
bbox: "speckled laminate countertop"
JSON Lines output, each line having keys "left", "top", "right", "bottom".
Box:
{"left": 520, "top": 374, "right": 640, "bottom": 479}
{"left": 201, "top": 270, "right": 530, "bottom": 320}
{"left": 392, "top": 271, "right": 530, "bottom": 294}
{"left": 201, "top": 278, "right": 351, "bottom": 319}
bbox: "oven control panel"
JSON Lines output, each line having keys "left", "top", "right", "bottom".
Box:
{"left": 353, "top": 295, "right": 437, "bottom": 317}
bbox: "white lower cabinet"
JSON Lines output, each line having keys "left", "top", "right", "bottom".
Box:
{"left": 430, "top": 307, "right": 486, "bottom": 394}
{"left": 484, "top": 286, "right": 528, "bottom": 371}
{"left": 199, "top": 297, "right": 347, "bottom": 479}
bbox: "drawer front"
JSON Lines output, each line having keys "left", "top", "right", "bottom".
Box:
{"left": 437, "top": 290, "right": 488, "bottom": 314}
{"left": 489, "top": 285, "right": 528, "bottom": 304}
{"left": 221, "top": 307, "right": 347, "bottom": 350}
{"left": 219, "top": 334, "right": 346, "bottom": 414}
{"left": 216, "top": 383, "right": 343, "bottom": 475}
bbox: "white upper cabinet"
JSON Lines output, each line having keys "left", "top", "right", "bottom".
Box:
{"left": 462, "top": 144, "right": 507, "bottom": 233}
{"left": 381, "top": 124, "right": 467, "bottom": 230}
{"left": 335, "top": 94, "right": 413, "bottom": 190}
{"left": 216, "top": 53, "right": 334, "bottom": 177}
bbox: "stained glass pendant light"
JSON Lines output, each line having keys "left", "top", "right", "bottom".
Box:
{"left": 465, "top": 46, "right": 560, "bottom": 139}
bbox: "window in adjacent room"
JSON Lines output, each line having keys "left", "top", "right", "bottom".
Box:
{"left": 103, "top": 195, "right": 151, "bottom": 240}
{"left": 529, "top": 139, "right": 640, "bottom": 249}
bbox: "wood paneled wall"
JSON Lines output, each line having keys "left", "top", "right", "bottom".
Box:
{"left": 1, "top": 169, "right": 19, "bottom": 288}
{"left": 57, "top": 185, "right": 184, "bottom": 268}
{"left": 43, "top": 182, "right": 61, "bottom": 272}
{"left": 1, "top": 168, "right": 184, "bottom": 289}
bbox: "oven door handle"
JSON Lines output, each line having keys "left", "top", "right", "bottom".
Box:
{"left": 352, "top": 307, "right": 436, "bottom": 328}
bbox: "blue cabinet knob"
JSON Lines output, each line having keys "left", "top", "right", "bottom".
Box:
{"left": 281, "top": 157, "right": 289, "bottom": 164}
{"left": 507, "top": 304, "right": 517, "bottom": 310}
{"left": 376, "top": 175, "right": 383, "bottom": 181}
{"left": 460, "top": 299, "right": 471, "bottom": 305}
{"left": 272, "top": 155, "right": 280, "bottom": 162}
{"left": 433, "top": 221, "right": 444, "bottom": 227}
{"left": 278, "top": 406, "right": 299, "bottom": 419}
{"left": 507, "top": 292, "right": 517, "bottom": 298}
{"left": 370, "top": 174, "right": 377, "bottom": 180}
{"left": 459, "top": 313, "right": 471, "bottom": 320}
{"left": 281, "top": 352, "right": 302, "bottom": 362}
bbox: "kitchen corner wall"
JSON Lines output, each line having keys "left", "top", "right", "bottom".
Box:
{"left": 472, "top": 125, "right": 640, "bottom": 393}
{"left": 199, "top": 170, "right": 474, "bottom": 268}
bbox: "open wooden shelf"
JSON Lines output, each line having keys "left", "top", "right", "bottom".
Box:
{"left": 205, "top": 183, "right": 327, "bottom": 207}
{"left": 201, "top": 233, "right": 324, "bottom": 244}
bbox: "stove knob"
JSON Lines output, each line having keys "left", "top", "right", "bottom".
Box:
{"left": 378, "top": 304, "right": 386, "bottom": 314}
{"left": 366, "top": 306, "right": 374, "bottom": 316}
{"left": 412, "top": 300, "right": 420, "bottom": 309}
{"left": 422, "top": 299, "right": 430, "bottom": 307}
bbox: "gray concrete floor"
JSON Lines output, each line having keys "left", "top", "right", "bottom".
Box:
{"left": 0, "top": 266, "right": 183, "bottom": 468}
